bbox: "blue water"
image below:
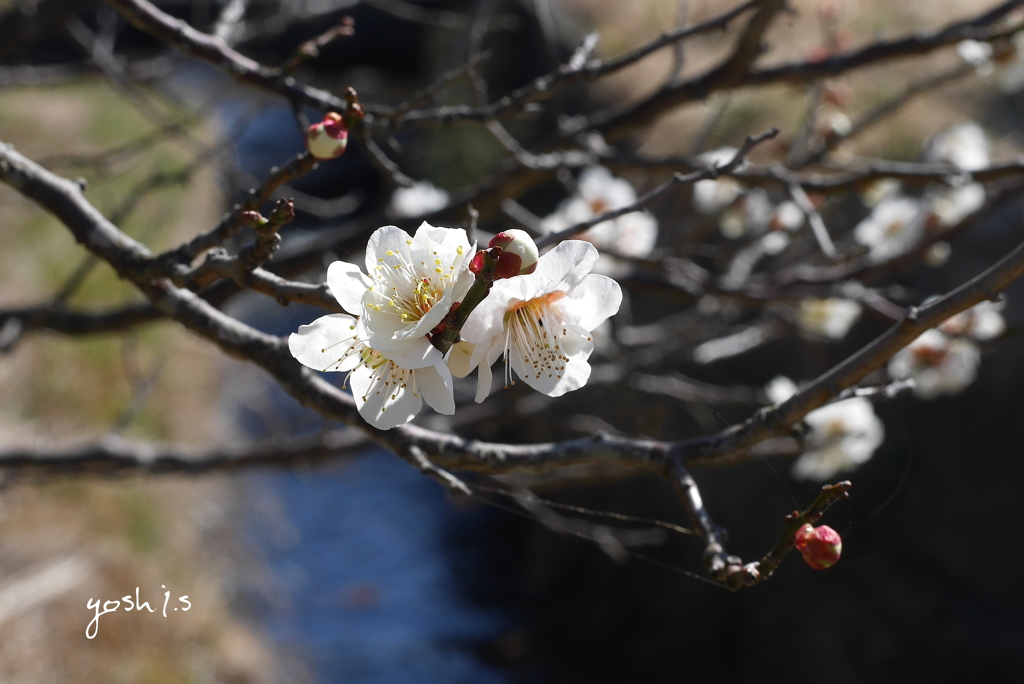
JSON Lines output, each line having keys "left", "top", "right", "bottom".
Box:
{"left": 243, "top": 451, "right": 512, "bottom": 684}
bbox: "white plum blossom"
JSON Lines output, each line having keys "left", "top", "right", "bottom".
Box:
{"left": 926, "top": 182, "right": 985, "bottom": 228}
{"left": 796, "top": 397, "right": 885, "bottom": 481}
{"left": 771, "top": 201, "right": 805, "bottom": 232}
{"left": 390, "top": 181, "right": 449, "bottom": 218}
{"left": 288, "top": 314, "right": 455, "bottom": 430}
{"left": 853, "top": 195, "right": 927, "bottom": 263}
{"left": 718, "top": 187, "right": 773, "bottom": 239}
{"left": 924, "top": 241, "right": 952, "bottom": 267}
{"left": 692, "top": 147, "right": 745, "bottom": 215}
{"left": 957, "top": 39, "right": 994, "bottom": 71}
{"left": 798, "top": 298, "right": 863, "bottom": 340}
{"left": 958, "top": 33, "right": 1024, "bottom": 93}
{"left": 924, "top": 121, "right": 989, "bottom": 172}
{"left": 939, "top": 300, "right": 1006, "bottom": 341}
{"left": 765, "top": 375, "right": 799, "bottom": 404}
{"left": 888, "top": 329, "right": 981, "bottom": 400}
{"left": 328, "top": 223, "right": 474, "bottom": 369}
{"left": 860, "top": 178, "right": 902, "bottom": 208}
{"left": 451, "top": 240, "right": 622, "bottom": 401}
{"left": 540, "top": 166, "right": 658, "bottom": 258}
{"left": 764, "top": 375, "right": 885, "bottom": 481}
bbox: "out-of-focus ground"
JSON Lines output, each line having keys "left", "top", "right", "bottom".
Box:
{"left": 0, "top": 0, "right": 1017, "bottom": 681}
{"left": 0, "top": 80, "right": 302, "bottom": 683}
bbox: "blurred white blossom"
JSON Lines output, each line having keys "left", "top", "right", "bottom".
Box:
{"left": 853, "top": 195, "right": 926, "bottom": 263}
{"left": 540, "top": 166, "right": 657, "bottom": 258}
{"left": 798, "top": 298, "right": 863, "bottom": 340}
{"left": 925, "top": 121, "right": 989, "bottom": 171}
{"left": 390, "top": 181, "right": 450, "bottom": 218}
{"left": 957, "top": 39, "right": 994, "bottom": 72}
{"left": 939, "top": 300, "right": 1006, "bottom": 341}
{"left": 888, "top": 329, "right": 981, "bottom": 399}
{"left": 764, "top": 376, "right": 885, "bottom": 481}
{"left": 693, "top": 147, "right": 745, "bottom": 215}
{"left": 926, "top": 182, "right": 985, "bottom": 228}
{"left": 795, "top": 397, "right": 885, "bottom": 481}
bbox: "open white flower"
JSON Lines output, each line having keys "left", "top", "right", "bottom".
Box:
{"left": 798, "top": 298, "right": 863, "bottom": 340}
{"left": 764, "top": 376, "right": 884, "bottom": 481}
{"left": 390, "top": 181, "right": 449, "bottom": 218}
{"left": 853, "top": 195, "right": 926, "bottom": 263}
{"left": 888, "top": 328, "right": 981, "bottom": 400}
{"left": 926, "top": 182, "right": 985, "bottom": 228}
{"left": 796, "top": 397, "right": 885, "bottom": 481}
{"left": 692, "top": 147, "right": 744, "bottom": 215}
{"left": 452, "top": 240, "right": 622, "bottom": 401}
{"left": 288, "top": 314, "right": 455, "bottom": 430}
{"left": 924, "top": 121, "right": 989, "bottom": 172}
{"left": 326, "top": 222, "right": 474, "bottom": 369}
{"left": 939, "top": 300, "right": 1006, "bottom": 341}
{"left": 540, "top": 167, "right": 657, "bottom": 258}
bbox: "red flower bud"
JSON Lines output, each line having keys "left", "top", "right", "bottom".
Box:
{"left": 493, "top": 251, "right": 522, "bottom": 280}
{"left": 305, "top": 112, "right": 348, "bottom": 160}
{"left": 487, "top": 228, "right": 538, "bottom": 275}
{"left": 794, "top": 524, "right": 842, "bottom": 570}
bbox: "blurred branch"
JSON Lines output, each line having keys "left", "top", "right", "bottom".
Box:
{"left": 0, "top": 430, "right": 369, "bottom": 475}
{"left": 103, "top": 0, "right": 353, "bottom": 114}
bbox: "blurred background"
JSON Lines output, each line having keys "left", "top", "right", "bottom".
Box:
{"left": 1, "top": 0, "right": 1024, "bottom": 682}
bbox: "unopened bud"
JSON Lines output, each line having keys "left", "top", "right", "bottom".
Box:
{"left": 305, "top": 112, "right": 348, "bottom": 160}
{"left": 493, "top": 251, "right": 522, "bottom": 279}
{"left": 240, "top": 210, "right": 267, "bottom": 226}
{"left": 488, "top": 229, "right": 538, "bottom": 275}
{"left": 794, "top": 524, "right": 842, "bottom": 570}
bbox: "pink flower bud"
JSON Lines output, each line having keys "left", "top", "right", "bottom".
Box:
{"left": 487, "top": 229, "right": 538, "bottom": 275}
{"left": 794, "top": 524, "right": 842, "bottom": 570}
{"left": 305, "top": 112, "right": 348, "bottom": 160}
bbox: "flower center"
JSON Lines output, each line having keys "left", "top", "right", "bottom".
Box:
{"left": 883, "top": 219, "right": 906, "bottom": 238}
{"left": 358, "top": 350, "right": 417, "bottom": 411}
{"left": 588, "top": 197, "right": 610, "bottom": 215}
{"left": 503, "top": 292, "right": 572, "bottom": 387}
{"left": 370, "top": 244, "right": 464, "bottom": 323}
{"left": 912, "top": 344, "right": 947, "bottom": 367}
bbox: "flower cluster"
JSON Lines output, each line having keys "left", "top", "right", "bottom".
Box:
{"left": 289, "top": 224, "right": 621, "bottom": 428}
{"left": 540, "top": 166, "right": 658, "bottom": 259}
{"left": 855, "top": 121, "right": 990, "bottom": 264}
{"left": 885, "top": 298, "right": 1004, "bottom": 401}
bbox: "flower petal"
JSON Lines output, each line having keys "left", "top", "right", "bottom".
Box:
{"left": 326, "top": 261, "right": 371, "bottom": 314}
{"left": 557, "top": 274, "right": 622, "bottom": 332}
{"left": 379, "top": 335, "right": 443, "bottom": 369}
{"left": 288, "top": 314, "right": 362, "bottom": 372}
{"left": 510, "top": 326, "right": 593, "bottom": 397}
{"left": 364, "top": 225, "right": 413, "bottom": 275}
{"left": 475, "top": 338, "right": 504, "bottom": 403}
{"left": 416, "top": 363, "right": 455, "bottom": 415}
{"left": 349, "top": 363, "right": 421, "bottom": 430}
{"left": 448, "top": 341, "right": 477, "bottom": 378}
